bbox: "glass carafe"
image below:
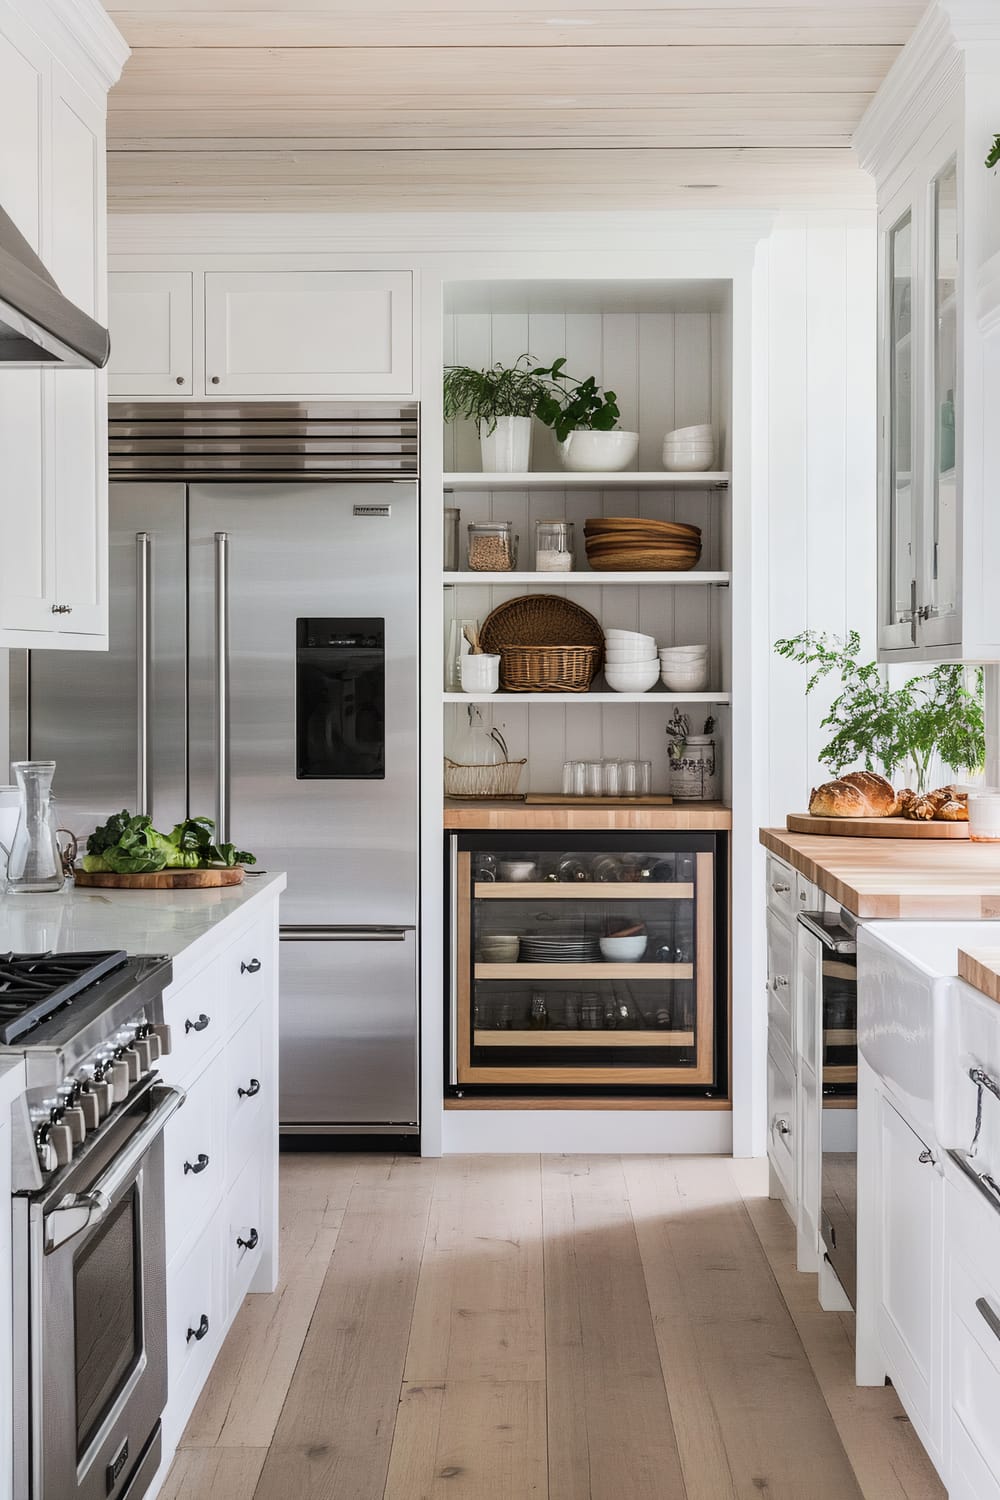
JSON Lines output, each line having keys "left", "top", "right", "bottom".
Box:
{"left": 4, "top": 762, "right": 68, "bottom": 893}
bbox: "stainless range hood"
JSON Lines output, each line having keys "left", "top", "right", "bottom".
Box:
{"left": 0, "top": 204, "right": 110, "bottom": 368}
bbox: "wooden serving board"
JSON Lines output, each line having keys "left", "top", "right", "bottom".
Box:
{"left": 786, "top": 812, "right": 969, "bottom": 841}
{"left": 73, "top": 866, "right": 245, "bottom": 889}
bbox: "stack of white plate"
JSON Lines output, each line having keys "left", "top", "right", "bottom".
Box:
{"left": 662, "top": 424, "right": 714, "bottom": 473}
{"left": 519, "top": 933, "right": 601, "bottom": 964}
{"left": 604, "top": 627, "right": 659, "bottom": 693}
{"left": 658, "top": 643, "right": 709, "bottom": 692}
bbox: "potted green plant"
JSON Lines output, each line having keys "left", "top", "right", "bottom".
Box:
{"left": 442, "top": 355, "right": 545, "bottom": 473}
{"left": 531, "top": 357, "right": 638, "bottom": 472}
{"left": 774, "top": 630, "right": 985, "bottom": 793}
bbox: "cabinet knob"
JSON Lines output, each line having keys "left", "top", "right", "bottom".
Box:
{"left": 183, "top": 1152, "right": 210, "bottom": 1176}
{"left": 50, "top": 604, "right": 72, "bottom": 615}
{"left": 240, "top": 957, "right": 261, "bottom": 975}
{"left": 237, "top": 1077, "right": 261, "bottom": 1100}
{"left": 773, "top": 1116, "right": 791, "bottom": 1138}
{"left": 917, "top": 1147, "right": 936, "bottom": 1165}
{"left": 774, "top": 975, "right": 789, "bottom": 990}
{"left": 237, "top": 1227, "right": 259, "bottom": 1252}
{"left": 211, "top": 376, "right": 220, "bottom": 385}
{"left": 175, "top": 375, "right": 185, "bottom": 385}
{"left": 186, "top": 1314, "right": 210, "bottom": 1344}
{"left": 184, "top": 1013, "right": 210, "bottom": 1035}
{"left": 771, "top": 881, "right": 790, "bottom": 895}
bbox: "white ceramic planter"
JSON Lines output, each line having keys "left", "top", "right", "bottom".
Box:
{"left": 556, "top": 429, "right": 639, "bottom": 472}
{"left": 479, "top": 415, "right": 532, "bottom": 473}
{"left": 460, "top": 653, "right": 500, "bottom": 694}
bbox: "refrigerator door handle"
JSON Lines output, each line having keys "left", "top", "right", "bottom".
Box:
{"left": 280, "top": 925, "right": 412, "bottom": 942}
{"left": 135, "top": 532, "right": 151, "bottom": 817}
{"left": 215, "top": 531, "right": 230, "bottom": 843}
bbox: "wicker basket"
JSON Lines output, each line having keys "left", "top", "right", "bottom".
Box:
{"left": 480, "top": 594, "right": 604, "bottom": 654}
{"left": 443, "top": 756, "right": 527, "bottom": 799}
{"left": 499, "top": 644, "right": 600, "bottom": 693}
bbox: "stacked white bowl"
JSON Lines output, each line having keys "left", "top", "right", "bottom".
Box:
{"left": 658, "top": 642, "right": 709, "bottom": 692}
{"left": 662, "top": 424, "right": 714, "bottom": 472}
{"left": 604, "top": 628, "right": 659, "bottom": 693}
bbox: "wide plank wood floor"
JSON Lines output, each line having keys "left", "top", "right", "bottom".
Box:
{"left": 161, "top": 1153, "right": 945, "bottom": 1500}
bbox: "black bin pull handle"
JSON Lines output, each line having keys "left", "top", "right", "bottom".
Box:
{"left": 183, "top": 1153, "right": 210, "bottom": 1176}
{"left": 185, "top": 1013, "right": 210, "bottom": 1035}
{"left": 240, "top": 957, "right": 262, "bottom": 975}
{"left": 186, "top": 1314, "right": 209, "bottom": 1344}
{"left": 237, "top": 1227, "right": 259, "bottom": 1252}
{"left": 237, "top": 1077, "right": 261, "bottom": 1099}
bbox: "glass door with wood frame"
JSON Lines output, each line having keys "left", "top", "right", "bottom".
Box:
{"left": 447, "top": 831, "right": 727, "bottom": 1098}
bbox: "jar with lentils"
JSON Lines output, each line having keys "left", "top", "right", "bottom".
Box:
{"left": 467, "top": 520, "right": 518, "bottom": 571}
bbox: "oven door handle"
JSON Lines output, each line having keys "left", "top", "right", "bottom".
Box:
{"left": 43, "top": 1084, "right": 186, "bottom": 1252}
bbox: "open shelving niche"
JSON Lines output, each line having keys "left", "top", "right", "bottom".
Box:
{"left": 442, "top": 277, "right": 733, "bottom": 802}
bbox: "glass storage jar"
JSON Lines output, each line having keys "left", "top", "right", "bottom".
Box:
{"left": 534, "top": 519, "right": 574, "bottom": 572}
{"left": 468, "top": 520, "right": 517, "bottom": 572}
{"left": 443, "top": 507, "right": 461, "bottom": 571}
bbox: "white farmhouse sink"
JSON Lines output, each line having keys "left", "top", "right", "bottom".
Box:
{"left": 858, "top": 921, "right": 1000, "bottom": 1141}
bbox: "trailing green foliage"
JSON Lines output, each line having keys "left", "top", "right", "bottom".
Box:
{"left": 442, "top": 355, "right": 545, "bottom": 434}
{"left": 774, "top": 630, "right": 985, "bottom": 792}
{"left": 530, "top": 357, "right": 621, "bottom": 444}
{"left": 987, "top": 134, "right": 1000, "bottom": 171}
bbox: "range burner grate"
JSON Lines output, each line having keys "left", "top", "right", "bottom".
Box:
{"left": 0, "top": 950, "right": 129, "bottom": 1045}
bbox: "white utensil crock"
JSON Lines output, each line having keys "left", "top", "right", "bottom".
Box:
{"left": 480, "top": 415, "right": 532, "bottom": 473}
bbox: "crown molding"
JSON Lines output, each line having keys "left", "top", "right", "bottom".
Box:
{"left": 5, "top": 0, "right": 130, "bottom": 94}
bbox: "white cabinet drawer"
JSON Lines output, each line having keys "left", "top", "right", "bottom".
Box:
{"left": 164, "top": 1061, "right": 225, "bottom": 1267}
{"left": 949, "top": 1249, "right": 1000, "bottom": 1497}
{"left": 768, "top": 1037, "right": 796, "bottom": 1207}
{"left": 225, "top": 914, "right": 274, "bottom": 1029}
{"left": 225, "top": 1152, "right": 265, "bottom": 1319}
{"left": 766, "top": 855, "right": 796, "bottom": 921}
{"left": 766, "top": 909, "right": 794, "bottom": 1059}
{"left": 226, "top": 1004, "right": 268, "bottom": 1182}
{"left": 166, "top": 1214, "right": 222, "bottom": 1403}
{"left": 158, "top": 972, "right": 227, "bottom": 1089}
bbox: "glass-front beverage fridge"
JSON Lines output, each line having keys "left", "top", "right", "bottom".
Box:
{"left": 446, "top": 831, "right": 728, "bottom": 1099}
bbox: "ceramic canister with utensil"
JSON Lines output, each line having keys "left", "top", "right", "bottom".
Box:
{"left": 459, "top": 620, "right": 500, "bottom": 693}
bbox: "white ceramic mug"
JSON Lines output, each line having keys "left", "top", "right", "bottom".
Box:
{"left": 460, "top": 653, "right": 500, "bottom": 694}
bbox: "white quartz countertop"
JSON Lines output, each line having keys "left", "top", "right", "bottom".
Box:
{"left": 0, "top": 871, "right": 287, "bottom": 987}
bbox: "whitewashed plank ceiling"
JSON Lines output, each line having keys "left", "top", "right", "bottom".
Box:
{"left": 106, "top": 1, "right": 925, "bottom": 211}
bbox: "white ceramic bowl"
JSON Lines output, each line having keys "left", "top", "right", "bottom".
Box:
{"left": 599, "top": 934, "right": 648, "bottom": 962}
{"left": 605, "top": 662, "right": 660, "bottom": 693}
{"left": 605, "top": 645, "right": 658, "bottom": 663}
{"left": 659, "top": 644, "right": 708, "bottom": 658}
{"left": 661, "top": 666, "right": 710, "bottom": 692}
{"left": 665, "top": 424, "right": 712, "bottom": 443}
{"left": 662, "top": 453, "right": 715, "bottom": 474}
{"left": 604, "top": 628, "right": 656, "bottom": 647}
{"left": 498, "top": 860, "right": 538, "bottom": 882}
{"left": 558, "top": 429, "right": 640, "bottom": 472}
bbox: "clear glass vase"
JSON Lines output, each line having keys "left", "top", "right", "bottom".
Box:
{"left": 4, "top": 761, "right": 66, "bottom": 893}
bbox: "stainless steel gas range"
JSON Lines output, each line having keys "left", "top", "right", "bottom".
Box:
{"left": 2, "top": 949, "right": 179, "bottom": 1500}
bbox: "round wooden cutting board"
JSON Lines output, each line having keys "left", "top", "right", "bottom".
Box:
{"left": 73, "top": 866, "right": 245, "bottom": 889}
{"left": 786, "top": 813, "right": 969, "bottom": 840}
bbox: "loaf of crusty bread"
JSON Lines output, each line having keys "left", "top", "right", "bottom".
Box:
{"left": 839, "top": 770, "right": 898, "bottom": 817}
{"left": 935, "top": 799, "right": 969, "bottom": 821}
{"left": 908, "top": 796, "right": 936, "bottom": 821}
{"left": 809, "top": 780, "right": 872, "bottom": 818}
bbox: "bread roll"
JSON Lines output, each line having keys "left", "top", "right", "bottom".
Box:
{"left": 840, "top": 770, "right": 898, "bottom": 817}
{"left": 809, "top": 781, "right": 871, "bottom": 818}
{"left": 896, "top": 788, "right": 918, "bottom": 815}
{"left": 935, "top": 799, "right": 969, "bottom": 822}
{"left": 908, "top": 796, "right": 935, "bottom": 821}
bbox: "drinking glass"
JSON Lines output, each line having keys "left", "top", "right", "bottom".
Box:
{"left": 584, "top": 761, "right": 604, "bottom": 797}
{"left": 602, "top": 760, "right": 622, "bottom": 796}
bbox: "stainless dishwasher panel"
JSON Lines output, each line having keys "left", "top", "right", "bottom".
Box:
{"left": 279, "top": 926, "right": 418, "bottom": 1132}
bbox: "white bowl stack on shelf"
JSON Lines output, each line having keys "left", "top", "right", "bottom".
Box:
{"left": 659, "top": 643, "right": 709, "bottom": 692}
{"left": 603, "top": 628, "right": 660, "bottom": 693}
{"left": 662, "top": 424, "right": 714, "bottom": 473}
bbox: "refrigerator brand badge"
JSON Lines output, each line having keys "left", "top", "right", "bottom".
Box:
{"left": 354, "top": 504, "right": 391, "bottom": 517}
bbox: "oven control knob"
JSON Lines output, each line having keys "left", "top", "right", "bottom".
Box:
{"left": 108, "top": 1059, "right": 130, "bottom": 1104}
{"left": 89, "top": 1062, "right": 115, "bottom": 1119}
{"left": 48, "top": 1119, "right": 74, "bottom": 1169}
{"left": 57, "top": 1088, "right": 86, "bottom": 1147}
{"left": 78, "top": 1086, "right": 101, "bottom": 1132}
{"left": 133, "top": 1035, "right": 154, "bottom": 1073}
{"left": 115, "top": 1045, "right": 141, "bottom": 1087}
{"left": 151, "top": 1022, "right": 172, "bottom": 1058}
{"left": 33, "top": 1123, "right": 58, "bottom": 1174}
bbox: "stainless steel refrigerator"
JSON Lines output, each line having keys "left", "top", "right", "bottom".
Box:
{"left": 11, "top": 403, "right": 420, "bottom": 1134}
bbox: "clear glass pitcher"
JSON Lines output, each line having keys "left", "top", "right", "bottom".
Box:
{"left": 1, "top": 762, "right": 76, "bottom": 893}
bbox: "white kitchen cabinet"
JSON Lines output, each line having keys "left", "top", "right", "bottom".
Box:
{"left": 767, "top": 1037, "right": 796, "bottom": 1209}
{"left": 108, "top": 272, "right": 194, "bottom": 396}
{"left": 203, "top": 270, "right": 413, "bottom": 396}
{"left": 946, "top": 1177, "right": 1000, "bottom": 1499}
{"left": 0, "top": 0, "right": 126, "bottom": 648}
{"left": 857, "top": 2, "right": 1000, "bottom": 660}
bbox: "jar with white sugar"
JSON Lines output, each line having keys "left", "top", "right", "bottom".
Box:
{"left": 534, "top": 519, "right": 574, "bottom": 573}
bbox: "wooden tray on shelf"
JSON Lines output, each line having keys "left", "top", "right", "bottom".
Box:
{"left": 524, "top": 794, "right": 674, "bottom": 807}
{"left": 73, "top": 866, "right": 245, "bottom": 889}
{"left": 786, "top": 812, "right": 969, "bottom": 841}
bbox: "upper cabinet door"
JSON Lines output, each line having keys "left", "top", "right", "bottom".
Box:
{"left": 919, "top": 158, "right": 961, "bottom": 650}
{"left": 203, "top": 271, "right": 413, "bottom": 396}
{"left": 108, "top": 271, "right": 194, "bottom": 396}
{"left": 878, "top": 197, "right": 919, "bottom": 654}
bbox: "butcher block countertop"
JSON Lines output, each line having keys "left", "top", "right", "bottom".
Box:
{"left": 444, "top": 800, "right": 732, "bottom": 831}
{"left": 958, "top": 948, "right": 1000, "bottom": 1005}
{"left": 761, "top": 826, "right": 1000, "bottom": 919}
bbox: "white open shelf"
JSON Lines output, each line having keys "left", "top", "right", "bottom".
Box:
{"left": 443, "top": 471, "right": 729, "bottom": 489}
{"left": 444, "top": 688, "right": 730, "bottom": 706}
{"left": 443, "top": 571, "right": 730, "bottom": 587}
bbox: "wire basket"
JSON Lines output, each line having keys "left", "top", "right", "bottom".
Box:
{"left": 443, "top": 756, "right": 527, "bottom": 800}
{"left": 499, "top": 644, "right": 600, "bottom": 693}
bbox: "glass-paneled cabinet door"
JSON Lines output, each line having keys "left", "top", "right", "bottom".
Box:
{"left": 879, "top": 203, "right": 917, "bottom": 652}
{"left": 921, "top": 160, "right": 960, "bottom": 647}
